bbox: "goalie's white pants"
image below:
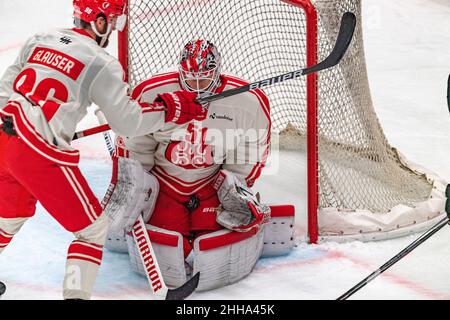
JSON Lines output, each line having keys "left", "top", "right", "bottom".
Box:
{"left": 0, "top": 214, "right": 108, "bottom": 300}
{"left": 126, "top": 205, "right": 295, "bottom": 291}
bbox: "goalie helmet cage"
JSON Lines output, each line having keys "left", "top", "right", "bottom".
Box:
{"left": 118, "top": 0, "right": 447, "bottom": 243}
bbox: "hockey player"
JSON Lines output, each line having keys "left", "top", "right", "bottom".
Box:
{"left": 0, "top": 0, "right": 204, "bottom": 299}
{"left": 107, "top": 40, "right": 295, "bottom": 291}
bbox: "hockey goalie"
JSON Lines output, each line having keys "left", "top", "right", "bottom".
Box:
{"left": 103, "top": 40, "right": 295, "bottom": 291}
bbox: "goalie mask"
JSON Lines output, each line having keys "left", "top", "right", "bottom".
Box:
{"left": 178, "top": 40, "right": 222, "bottom": 99}
{"left": 73, "top": 0, "right": 127, "bottom": 47}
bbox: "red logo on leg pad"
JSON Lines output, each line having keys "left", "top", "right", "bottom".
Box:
{"left": 133, "top": 222, "right": 164, "bottom": 293}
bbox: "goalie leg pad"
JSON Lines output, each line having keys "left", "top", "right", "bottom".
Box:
{"left": 104, "top": 229, "right": 128, "bottom": 253}
{"left": 262, "top": 205, "right": 296, "bottom": 257}
{"left": 102, "top": 157, "right": 159, "bottom": 233}
{"left": 193, "top": 228, "right": 264, "bottom": 291}
{"left": 126, "top": 224, "right": 187, "bottom": 287}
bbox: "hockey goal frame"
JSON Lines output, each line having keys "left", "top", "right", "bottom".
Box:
{"left": 117, "top": 0, "right": 322, "bottom": 243}
{"left": 117, "top": 0, "right": 446, "bottom": 245}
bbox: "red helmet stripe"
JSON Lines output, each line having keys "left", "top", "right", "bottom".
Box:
{"left": 190, "top": 40, "right": 202, "bottom": 72}
{"left": 73, "top": 0, "right": 126, "bottom": 23}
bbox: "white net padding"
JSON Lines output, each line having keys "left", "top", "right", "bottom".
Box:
{"left": 122, "top": 0, "right": 447, "bottom": 242}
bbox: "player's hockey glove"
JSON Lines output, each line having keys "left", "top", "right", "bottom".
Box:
{"left": 212, "top": 170, "right": 271, "bottom": 233}
{"left": 154, "top": 90, "right": 207, "bottom": 124}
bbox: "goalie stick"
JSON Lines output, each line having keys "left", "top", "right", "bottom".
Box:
{"left": 71, "top": 12, "right": 356, "bottom": 142}
{"left": 337, "top": 185, "right": 450, "bottom": 300}
{"left": 94, "top": 111, "right": 200, "bottom": 300}
{"left": 132, "top": 216, "right": 200, "bottom": 300}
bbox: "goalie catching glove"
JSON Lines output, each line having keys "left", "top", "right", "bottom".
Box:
{"left": 212, "top": 170, "right": 271, "bottom": 232}
{"left": 154, "top": 90, "right": 207, "bottom": 125}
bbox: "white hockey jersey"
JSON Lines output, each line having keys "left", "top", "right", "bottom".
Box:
{"left": 116, "top": 72, "right": 271, "bottom": 196}
{"left": 0, "top": 28, "right": 166, "bottom": 166}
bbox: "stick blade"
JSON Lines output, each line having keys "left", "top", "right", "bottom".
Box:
{"left": 165, "top": 272, "right": 200, "bottom": 300}
{"left": 303, "top": 11, "right": 357, "bottom": 75}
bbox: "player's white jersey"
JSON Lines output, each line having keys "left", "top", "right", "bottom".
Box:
{"left": 116, "top": 72, "right": 271, "bottom": 196}
{"left": 0, "top": 28, "right": 165, "bottom": 166}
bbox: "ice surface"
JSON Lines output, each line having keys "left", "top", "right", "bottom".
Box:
{"left": 0, "top": 0, "right": 449, "bottom": 300}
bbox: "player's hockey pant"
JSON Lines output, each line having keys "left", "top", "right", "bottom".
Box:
{"left": 0, "top": 130, "right": 107, "bottom": 299}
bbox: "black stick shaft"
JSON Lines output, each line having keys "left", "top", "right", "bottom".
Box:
{"left": 198, "top": 12, "right": 356, "bottom": 104}
{"left": 337, "top": 216, "right": 449, "bottom": 300}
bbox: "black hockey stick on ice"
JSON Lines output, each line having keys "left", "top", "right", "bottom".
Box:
{"left": 337, "top": 185, "right": 450, "bottom": 300}
{"left": 94, "top": 111, "right": 200, "bottom": 300}
{"left": 198, "top": 11, "right": 356, "bottom": 104}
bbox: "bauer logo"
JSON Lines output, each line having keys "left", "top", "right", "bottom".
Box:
{"left": 249, "top": 70, "right": 303, "bottom": 91}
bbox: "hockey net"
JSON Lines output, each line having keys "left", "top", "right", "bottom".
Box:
{"left": 119, "top": 0, "right": 447, "bottom": 243}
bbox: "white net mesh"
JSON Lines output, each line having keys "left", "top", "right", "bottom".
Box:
{"left": 123, "top": 0, "right": 446, "bottom": 240}
{"left": 126, "top": 0, "right": 308, "bottom": 137}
